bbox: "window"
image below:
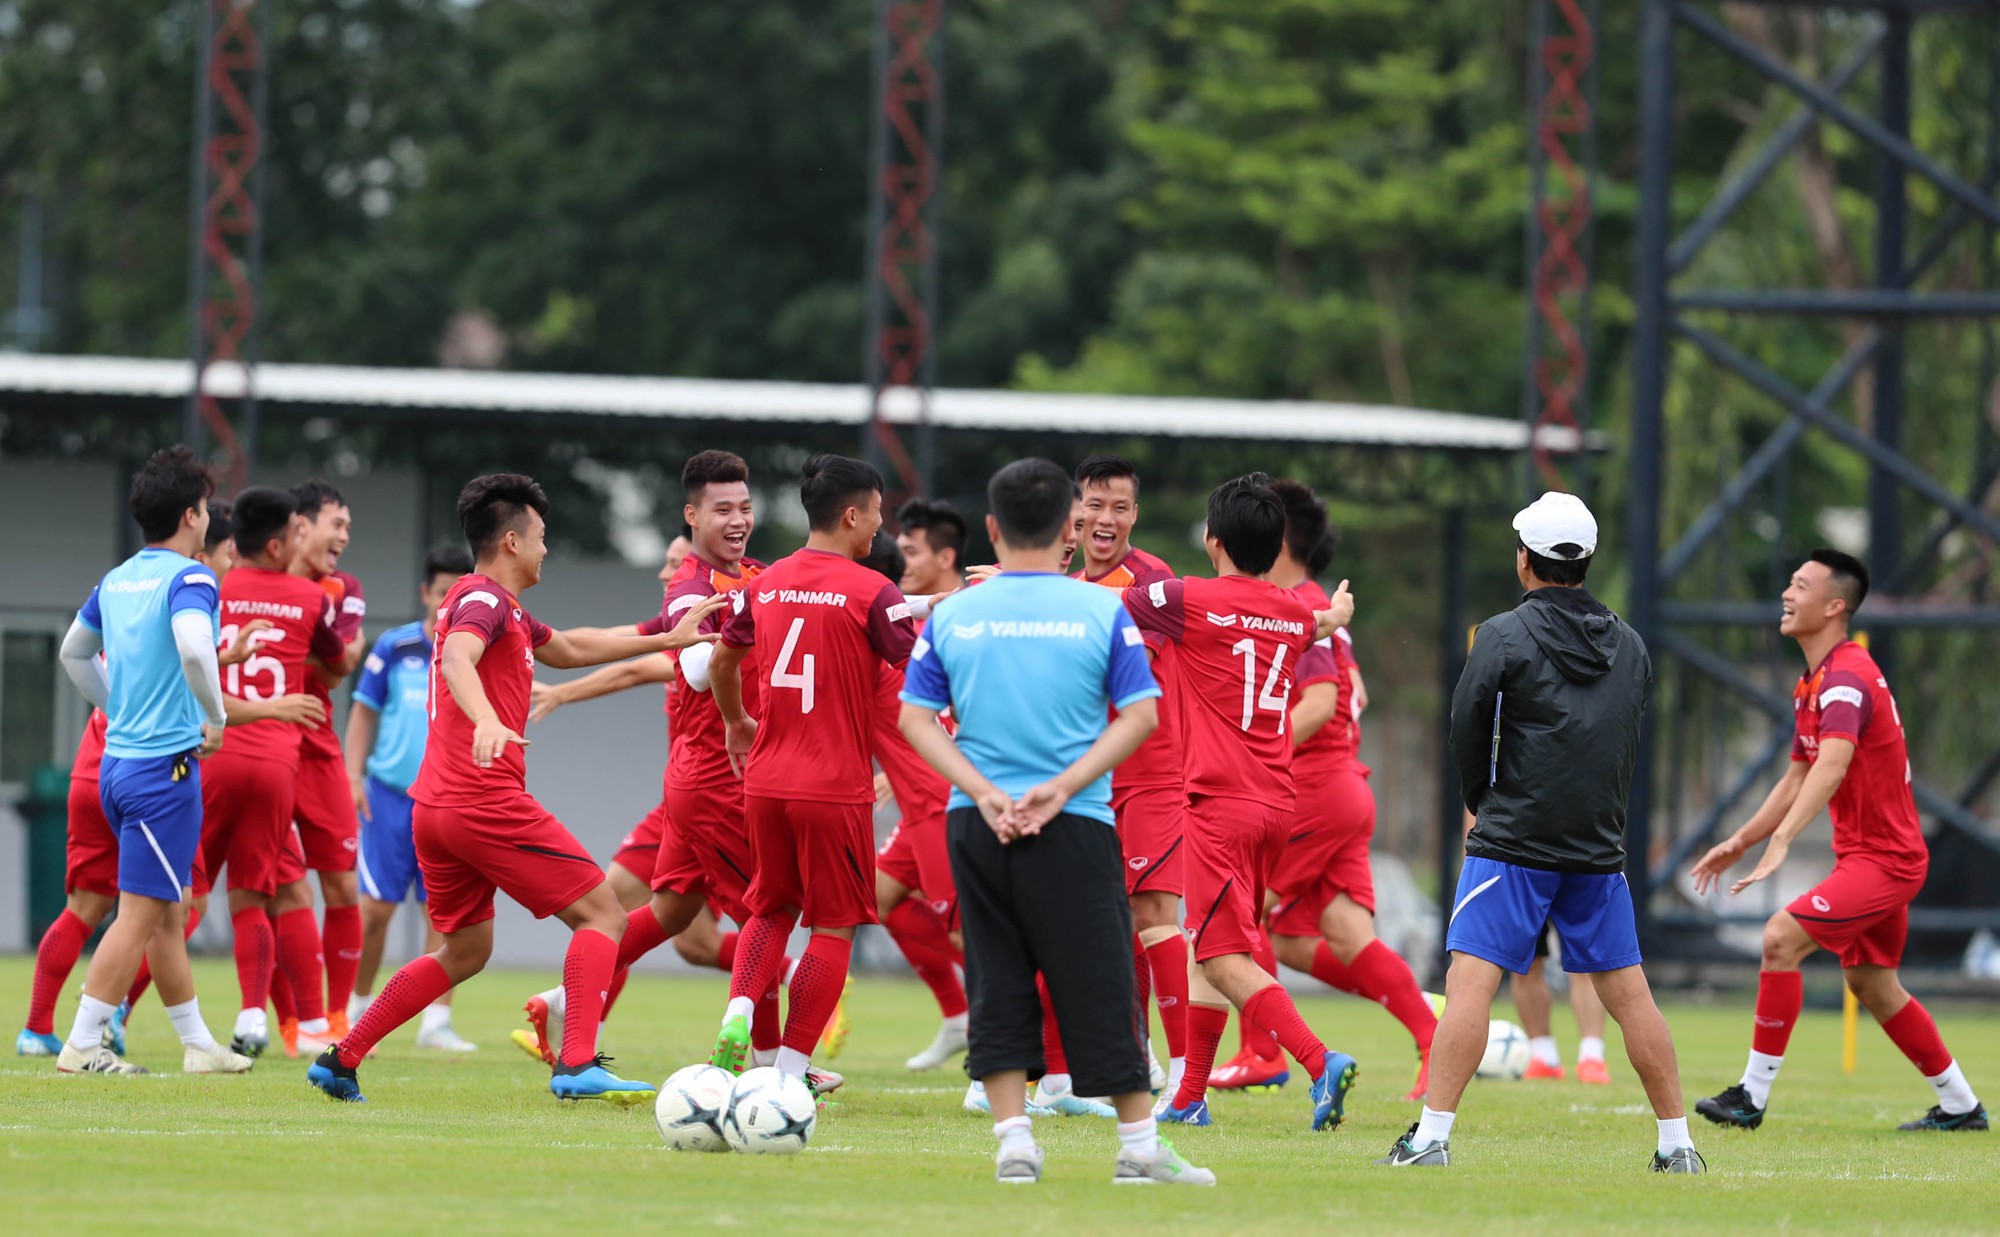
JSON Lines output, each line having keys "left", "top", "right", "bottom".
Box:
{"left": 1, "top": 630, "right": 57, "bottom": 786}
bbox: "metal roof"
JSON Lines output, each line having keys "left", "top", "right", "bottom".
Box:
{"left": 0, "top": 353, "right": 1598, "bottom": 453}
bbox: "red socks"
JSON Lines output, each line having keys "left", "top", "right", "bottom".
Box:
{"left": 1038, "top": 976, "right": 1068, "bottom": 1074}
{"left": 322, "top": 904, "right": 363, "bottom": 1019}
{"left": 1346, "top": 940, "right": 1438, "bottom": 1052}
{"left": 232, "top": 907, "right": 275, "bottom": 1013}
{"left": 1144, "top": 932, "right": 1190, "bottom": 1059}
{"left": 753, "top": 980, "right": 782, "bottom": 1052}
{"left": 558, "top": 929, "right": 617, "bottom": 1068}
{"left": 781, "top": 934, "right": 853, "bottom": 1055}
{"left": 614, "top": 904, "right": 671, "bottom": 970}
{"left": 885, "top": 898, "right": 968, "bottom": 1018}
{"left": 275, "top": 907, "right": 326, "bottom": 1022}
{"left": 601, "top": 968, "right": 630, "bottom": 1022}
{"left": 1882, "top": 998, "right": 1954, "bottom": 1076}
{"left": 1752, "top": 969, "right": 1804, "bottom": 1057}
{"left": 27, "top": 910, "right": 91, "bottom": 1035}
{"left": 729, "top": 913, "right": 797, "bottom": 1003}
{"left": 1173, "top": 1005, "right": 1231, "bottom": 1108}
{"left": 717, "top": 931, "right": 738, "bottom": 973}
{"left": 338, "top": 955, "right": 449, "bottom": 1068}
{"left": 1243, "top": 984, "right": 1327, "bottom": 1079}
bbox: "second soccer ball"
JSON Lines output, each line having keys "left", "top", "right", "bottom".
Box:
{"left": 1478, "top": 1020, "right": 1531, "bottom": 1080}
{"left": 723, "top": 1067, "right": 817, "bottom": 1155}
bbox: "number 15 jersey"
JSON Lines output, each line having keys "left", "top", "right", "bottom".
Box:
{"left": 720, "top": 548, "right": 920, "bottom": 805}
{"left": 217, "top": 565, "right": 346, "bottom": 767}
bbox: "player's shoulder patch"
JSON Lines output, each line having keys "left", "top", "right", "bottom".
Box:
{"left": 1122, "top": 624, "right": 1145, "bottom": 647}
{"left": 460, "top": 589, "right": 502, "bottom": 611}
{"left": 911, "top": 635, "right": 931, "bottom": 661}
{"left": 1819, "top": 684, "right": 1866, "bottom": 710}
{"left": 1147, "top": 579, "right": 1169, "bottom": 608}
{"left": 179, "top": 568, "right": 218, "bottom": 590}
{"left": 364, "top": 653, "right": 386, "bottom": 674}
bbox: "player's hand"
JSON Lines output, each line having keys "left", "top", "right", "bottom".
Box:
{"left": 219, "top": 618, "right": 273, "bottom": 666}
{"left": 528, "top": 680, "right": 563, "bottom": 723}
{"left": 874, "top": 771, "right": 895, "bottom": 809}
{"left": 472, "top": 717, "right": 529, "bottom": 768}
{"left": 1009, "top": 780, "right": 1071, "bottom": 838}
{"left": 661, "top": 593, "right": 731, "bottom": 649}
{"left": 1690, "top": 835, "right": 1747, "bottom": 896}
{"left": 724, "top": 716, "right": 757, "bottom": 776}
{"left": 270, "top": 693, "right": 328, "bottom": 727}
{"left": 197, "top": 723, "right": 223, "bottom": 759}
{"left": 1729, "top": 839, "right": 1788, "bottom": 896}
{"left": 1318, "top": 579, "right": 1355, "bottom": 635}
{"left": 965, "top": 564, "right": 1001, "bottom": 585}
{"left": 351, "top": 776, "right": 372, "bottom": 823}
{"left": 974, "top": 786, "right": 1019, "bottom": 841}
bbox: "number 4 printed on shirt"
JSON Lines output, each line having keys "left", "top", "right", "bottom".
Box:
{"left": 772, "top": 616, "right": 816, "bottom": 714}
{"left": 1231, "top": 637, "right": 1289, "bottom": 734}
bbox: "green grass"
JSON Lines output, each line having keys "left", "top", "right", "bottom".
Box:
{"left": 2, "top": 958, "right": 1996, "bottom": 1233}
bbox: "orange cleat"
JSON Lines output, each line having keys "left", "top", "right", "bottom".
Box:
{"left": 1402, "top": 1048, "right": 1432, "bottom": 1103}
{"left": 279, "top": 1018, "right": 300, "bottom": 1059}
{"left": 328, "top": 1010, "right": 350, "bottom": 1039}
{"left": 1577, "top": 1057, "right": 1611, "bottom": 1085}
{"left": 519, "top": 995, "right": 557, "bottom": 1067}
{"left": 1523, "top": 1058, "right": 1565, "bottom": 1081}
{"left": 1210, "top": 1046, "right": 1291, "bottom": 1092}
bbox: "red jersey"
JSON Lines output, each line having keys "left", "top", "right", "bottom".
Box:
{"left": 411, "top": 574, "right": 551, "bottom": 807}
{"left": 300, "top": 569, "right": 366, "bottom": 760}
{"left": 874, "top": 660, "right": 950, "bottom": 821}
{"left": 1289, "top": 580, "right": 1363, "bottom": 775}
{"left": 662, "top": 552, "right": 766, "bottom": 791}
{"left": 218, "top": 566, "right": 346, "bottom": 766}
{"left": 1125, "top": 575, "right": 1315, "bottom": 810}
{"left": 719, "top": 548, "right": 919, "bottom": 805}
{"left": 72, "top": 709, "right": 108, "bottom": 783}
{"left": 1077, "top": 546, "right": 1182, "bottom": 792}
{"left": 1791, "top": 640, "right": 1928, "bottom": 881}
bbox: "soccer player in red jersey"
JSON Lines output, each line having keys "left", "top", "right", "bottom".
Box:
{"left": 308, "top": 473, "right": 723, "bottom": 1104}
{"left": 1693, "top": 550, "right": 1987, "bottom": 1132}
{"left": 1120, "top": 473, "right": 1359, "bottom": 1131}
{"left": 1070, "top": 455, "right": 1190, "bottom": 1101}
{"left": 705, "top": 454, "right": 923, "bottom": 1089}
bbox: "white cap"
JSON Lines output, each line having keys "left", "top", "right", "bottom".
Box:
{"left": 1513, "top": 491, "right": 1597, "bottom": 560}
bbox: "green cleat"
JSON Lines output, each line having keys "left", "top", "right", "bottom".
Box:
{"left": 709, "top": 1014, "right": 751, "bottom": 1075}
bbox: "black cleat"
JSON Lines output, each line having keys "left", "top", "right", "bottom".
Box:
{"left": 1897, "top": 1103, "right": 1988, "bottom": 1132}
{"left": 1375, "top": 1122, "right": 1450, "bottom": 1167}
{"left": 307, "top": 1045, "right": 366, "bottom": 1102}
{"left": 1695, "top": 1083, "right": 1765, "bottom": 1130}
{"left": 1651, "top": 1147, "right": 1707, "bottom": 1174}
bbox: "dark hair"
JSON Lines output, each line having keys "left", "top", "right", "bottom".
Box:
{"left": 1205, "top": 473, "right": 1286, "bottom": 576}
{"left": 423, "top": 544, "right": 475, "bottom": 584}
{"left": 129, "top": 445, "right": 216, "bottom": 543}
{"left": 682, "top": 450, "right": 749, "bottom": 503}
{"left": 458, "top": 473, "right": 550, "bottom": 559}
{"left": 897, "top": 497, "right": 967, "bottom": 559}
{"left": 1307, "top": 528, "right": 1338, "bottom": 579}
{"left": 988, "top": 458, "right": 1078, "bottom": 549}
{"left": 202, "top": 499, "right": 235, "bottom": 553}
{"left": 1075, "top": 454, "right": 1140, "bottom": 496}
{"left": 232, "top": 486, "right": 299, "bottom": 558}
{"left": 1519, "top": 537, "right": 1592, "bottom": 586}
{"left": 858, "top": 530, "right": 904, "bottom": 582}
{"left": 291, "top": 478, "right": 346, "bottom": 521}
{"left": 674, "top": 522, "right": 693, "bottom": 541}
{"left": 1808, "top": 547, "right": 1870, "bottom": 614}
{"left": 1268, "top": 479, "right": 1329, "bottom": 566}
{"left": 800, "top": 453, "right": 884, "bottom": 532}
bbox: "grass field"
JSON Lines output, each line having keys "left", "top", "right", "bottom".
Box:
{"left": 2, "top": 958, "right": 1995, "bottom": 1234}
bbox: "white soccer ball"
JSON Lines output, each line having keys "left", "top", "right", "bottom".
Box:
{"left": 1478, "top": 1019, "right": 1531, "bottom": 1080}
{"left": 722, "top": 1066, "right": 816, "bottom": 1155}
{"left": 654, "top": 1064, "right": 735, "bottom": 1152}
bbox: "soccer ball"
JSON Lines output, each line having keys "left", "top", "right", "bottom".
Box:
{"left": 1478, "top": 1019, "right": 1531, "bottom": 1079}
{"left": 655, "top": 1064, "right": 735, "bottom": 1152}
{"left": 722, "top": 1067, "right": 816, "bottom": 1155}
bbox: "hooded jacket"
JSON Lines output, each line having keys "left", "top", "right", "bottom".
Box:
{"left": 1450, "top": 585, "right": 1652, "bottom": 875}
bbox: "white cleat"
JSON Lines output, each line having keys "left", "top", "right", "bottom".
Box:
{"left": 56, "top": 1043, "right": 148, "bottom": 1075}
{"left": 1114, "top": 1139, "right": 1217, "bottom": 1186}
{"left": 1034, "top": 1076, "right": 1118, "bottom": 1119}
{"left": 416, "top": 1024, "right": 479, "bottom": 1053}
{"left": 964, "top": 1080, "right": 1056, "bottom": 1118}
{"left": 1148, "top": 1052, "right": 1168, "bottom": 1094}
{"left": 183, "top": 1043, "right": 255, "bottom": 1074}
{"left": 995, "top": 1142, "right": 1045, "bottom": 1184}
{"left": 906, "top": 1022, "right": 970, "bottom": 1071}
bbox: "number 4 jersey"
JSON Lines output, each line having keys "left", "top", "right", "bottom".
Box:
{"left": 1124, "top": 574, "right": 1316, "bottom": 810}
{"left": 720, "top": 548, "right": 921, "bottom": 805}
{"left": 217, "top": 565, "right": 346, "bottom": 767}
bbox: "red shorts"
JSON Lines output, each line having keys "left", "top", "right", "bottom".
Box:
{"left": 1788, "top": 858, "right": 1927, "bottom": 969}
{"left": 1113, "top": 784, "right": 1186, "bottom": 897}
{"left": 745, "top": 794, "right": 877, "bottom": 929}
{"left": 274, "top": 824, "right": 309, "bottom": 887}
{"left": 1268, "top": 766, "right": 1376, "bottom": 934}
{"left": 65, "top": 778, "right": 119, "bottom": 898}
{"left": 198, "top": 748, "right": 296, "bottom": 897}
{"left": 613, "top": 797, "right": 669, "bottom": 878}
{"left": 1184, "top": 793, "right": 1288, "bottom": 962}
{"left": 876, "top": 808, "right": 956, "bottom": 909}
{"left": 291, "top": 751, "right": 359, "bottom": 872}
{"left": 413, "top": 794, "right": 605, "bottom": 935}
{"left": 656, "top": 782, "right": 755, "bottom": 924}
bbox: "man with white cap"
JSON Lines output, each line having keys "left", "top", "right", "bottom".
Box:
{"left": 1378, "top": 492, "right": 1703, "bottom": 1173}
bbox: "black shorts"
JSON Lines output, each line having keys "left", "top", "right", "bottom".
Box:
{"left": 1535, "top": 920, "right": 1555, "bottom": 960}
{"left": 948, "top": 807, "right": 1150, "bottom": 1099}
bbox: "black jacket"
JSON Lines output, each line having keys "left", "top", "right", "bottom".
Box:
{"left": 1450, "top": 586, "right": 1652, "bottom": 875}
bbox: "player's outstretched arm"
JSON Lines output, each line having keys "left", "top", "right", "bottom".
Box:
{"left": 536, "top": 594, "right": 728, "bottom": 669}
{"left": 59, "top": 617, "right": 110, "bottom": 709}
{"left": 1008, "top": 698, "right": 1159, "bottom": 837}
{"left": 225, "top": 693, "right": 327, "bottom": 729}
{"left": 1729, "top": 740, "right": 1854, "bottom": 895}
{"left": 1312, "top": 579, "right": 1354, "bottom": 638}
{"left": 529, "top": 655, "right": 675, "bottom": 721}
{"left": 1690, "top": 761, "right": 1807, "bottom": 894}
{"left": 897, "top": 702, "right": 1019, "bottom": 837}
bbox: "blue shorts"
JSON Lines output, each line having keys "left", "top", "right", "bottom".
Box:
{"left": 98, "top": 751, "right": 203, "bottom": 902}
{"left": 1445, "top": 855, "right": 1642, "bottom": 975}
{"left": 357, "top": 776, "right": 424, "bottom": 903}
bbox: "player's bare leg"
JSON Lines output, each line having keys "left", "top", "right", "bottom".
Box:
{"left": 1588, "top": 964, "right": 1702, "bottom": 1168}
{"left": 1698, "top": 909, "right": 1813, "bottom": 1128}
{"left": 137, "top": 896, "right": 253, "bottom": 1074}
{"left": 516, "top": 858, "right": 659, "bottom": 1063}
{"left": 1573, "top": 971, "right": 1610, "bottom": 1083}
{"left": 20, "top": 890, "right": 115, "bottom": 1056}
{"left": 317, "top": 868, "right": 363, "bottom": 1038}
{"left": 355, "top": 895, "right": 399, "bottom": 1005}
{"left": 61, "top": 890, "right": 231, "bottom": 1075}
{"left": 1513, "top": 956, "right": 1563, "bottom": 1078}
{"left": 1187, "top": 952, "right": 1356, "bottom": 1131}
{"left": 607, "top": 859, "right": 651, "bottom": 912}
{"left": 1381, "top": 949, "right": 1499, "bottom": 1165}
{"left": 880, "top": 868, "right": 968, "bottom": 1069}
{"left": 1844, "top": 964, "right": 1988, "bottom": 1131}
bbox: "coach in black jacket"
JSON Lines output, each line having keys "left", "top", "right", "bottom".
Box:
{"left": 1376, "top": 492, "right": 1703, "bottom": 1174}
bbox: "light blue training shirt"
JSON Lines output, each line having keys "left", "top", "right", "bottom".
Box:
{"left": 351, "top": 621, "right": 434, "bottom": 794}
{"left": 77, "top": 547, "right": 220, "bottom": 759}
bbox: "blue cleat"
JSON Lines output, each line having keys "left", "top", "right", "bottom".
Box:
{"left": 16, "top": 1028, "right": 62, "bottom": 1057}
{"left": 550, "top": 1054, "right": 657, "bottom": 1107}
{"left": 307, "top": 1046, "right": 366, "bottom": 1102}
{"left": 1311, "top": 1051, "right": 1358, "bottom": 1131}
{"left": 1158, "top": 1099, "right": 1212, "bottom": 1126}
{"left": 106, "top": 1002, "right": 130, "bottom": 1057}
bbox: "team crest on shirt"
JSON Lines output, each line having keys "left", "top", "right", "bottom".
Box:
{"left": 1128, "top": 856, "right": 1149, "bottom": 871}
{"left": 1811, "top": 895, "right": 1831, "bottom": 913}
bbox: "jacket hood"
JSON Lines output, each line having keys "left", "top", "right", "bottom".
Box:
{"left": 1517, "top": 587, "right": 1619, "bottom": 684}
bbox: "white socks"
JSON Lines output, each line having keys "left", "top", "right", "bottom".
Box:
{"left": 1657, "top": 1116, "right": 1692, "bottom": 1156}
{"left": 348, "top": 992, "right": 373, "bottom": 1023}
{"left": 724, "top": 996, "right": 755, "bottom": 1024}
{"left": 166, "top": 999, "right": 220, "bottom": 1052}
{"left": 234, "top": 1007, "right": 268, "bottom": 1040}
{"left": 539, "top": 985, "right": 564, "bottom": 1016}
{"left": 1741, "top": 1050, "right": 1784, "bottom": 1109}
{"left": 1928, "top": 1061, "right": 1979, "bottom": 1115}
{"left": 1039, "top": 1072, "right": 1073, "bottom": 1097}
{"left": 1167, "top": 1057, "right": 1187, "bottom": 1096}
{"left": 420, "top": 1004, "right": 453, "bottom": 1035}
{"left": 1529, "top": 1036, "right": 1561, "bottom": 1068}
{"left": 753, "top": 1047, "right": 779, "bottom": 1068}
{"left": 1413, "top": 1106, "right": 1456, "bottom": 1150}
{"left": 67, "top": 994, "right": 117, "bottom": 1052}
{"left": 1117, "top": 1117, "right": 1160, "bottom": 1159}
{"left": 299, "top": 1017, "right": 330, "bottom": 1035}
{"left": 775, "top": 1046, "right": 811, "bottom": 1079}
{"left": 1578, "top": 1036, "right": 1606, "bottom": 1064}
{"left": 943, "top": 1012, "right": 968, "bottom": 1033}
{"left": 994, "top": 1115, "right": 1035, "bottom": 1155}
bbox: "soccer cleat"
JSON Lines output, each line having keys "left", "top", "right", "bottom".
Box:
{"left": 1147, "top": 1039, "right": 1167, "bottom": 1094}
{"left": 56, "top": 1043, "right": 148, "bottom": 1075}
{"left": 1310, "top": 1051, "right": 1359, "bottom": 1132}
{"left": 1578, "top": 1058, "right": 1612, "bottom": 1086}
{"left": 1651, "top": 1146, "right": 1707, "bottom": 1174}
{"left": 709, "top": 1014, "right": 751, "bottom": 1075}
{"left": 183, "top": 1043, "right": 255, "bottom": 1074}
{"left": 906, "top": 1021, "right": 970, "bottom": 1071}
{"left": 1402, "top": 1049, "right": 1432, "bottom": 1104}
{"left": 306, "top": 1046, "right": 365, "bottom": 1102}
{"left": 16, "top": 1029, "right": 62, "bottom": 1057}
{"left": 518, "top": 995, "right": 557, "bottom": 1066}
{"left": 1156, "top": 1099, "right": 1212, "bottom": 1126}
{"left": 805, "top": 1066, "right": 845, "bottom": 1098}
{"left": 1695, "top": 1083, "right": 1766, "bottom": 1130}
{"left": 1034, "top": 1077, "right": 1117, "bottom": 1118}
{"left": 1114, "top": 1137, "right": 1216, "bottom": 1186}
{"left": 1210, "top": 1047, "right": 1290, "bottom": 1092}
{"left": 296, "top": 1028, "right": 337, "bottom": 1059}
{"left": 1897, "top": 1103, "right": 1989, "bottom": 1132}
{"left": 1376, "top": 1122, "right": 1450, "bottom": 1167}
{"left": 106, "top": 1002, "right": 130, "bottom": 1057}
{"left": 231, "top": 1030, "right": 269, "bottom": 1059}
{"left": 1523, "top": 1059, "right": 1565, "bottom": 1081}
{"left": 551, "top": 1055, "right": 657, "bottom": 1106}
{"left": 995, "top": 1142, "right": 1044, "bottom": 1184}
{"left": 327, "top": 1010, "right": 350, "bottom": 1039}
{"left": 817, "top": 975, "right": 854, "bottom": 1060}
{"left": 417, "top": 1024, "right": 479, "bottom": 1052}
{"left": 963, "top": 1081, "right": 1056, "bottom": 1118}
{"left": 278, "top": 1018, "right": 300, "bottom": 1058}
